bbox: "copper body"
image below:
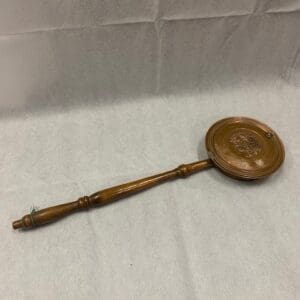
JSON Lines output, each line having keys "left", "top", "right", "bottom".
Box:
{"left": 12, "top": 117, "right": 284, "bottom": 230}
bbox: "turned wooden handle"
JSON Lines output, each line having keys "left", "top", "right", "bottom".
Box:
{"left": 12, "top": 159, "right": 213, "bottom": 230}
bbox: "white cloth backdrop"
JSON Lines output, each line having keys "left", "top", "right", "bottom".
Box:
{"left": 1, "top": 1, "right": 300, "bottom": 299}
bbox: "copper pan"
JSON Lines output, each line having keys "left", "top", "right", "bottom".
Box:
{"left": 206, "top": 116, "right": 284, "bottom": 180}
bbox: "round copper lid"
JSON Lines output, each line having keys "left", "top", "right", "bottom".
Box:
{"left": 205, "top": 117, "right": 285, "bottom": 180}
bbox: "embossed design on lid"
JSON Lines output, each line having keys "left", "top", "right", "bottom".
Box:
{"left": 229, "top": 132, "right": 262, "bottom": 158}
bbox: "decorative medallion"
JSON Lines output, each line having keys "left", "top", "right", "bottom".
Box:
{"left": 229, "top": 132, "right": 262, "bottom": 158}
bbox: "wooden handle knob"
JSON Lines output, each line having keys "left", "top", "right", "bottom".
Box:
{"left": 12, "top": 196, "right": 93, "bottom": 229}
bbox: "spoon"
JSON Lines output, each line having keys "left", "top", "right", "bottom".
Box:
{"left": 12, "top": 116, "right": 285, "bottom": 230}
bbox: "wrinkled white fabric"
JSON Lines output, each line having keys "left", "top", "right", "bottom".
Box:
{"left": 0, "top": 1, "right": 299, "bottom": 299}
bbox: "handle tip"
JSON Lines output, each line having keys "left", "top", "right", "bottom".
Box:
{"left": 12, "top": 219, "right": 23, "bottom": 230}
